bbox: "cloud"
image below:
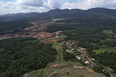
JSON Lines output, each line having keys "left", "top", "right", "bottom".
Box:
{"left": 17, "top": 0, "right": 43, "bottom": 7}
{"left": 0, "top": 1, "right": 4, "bottom": 4}
{"left": 61, "top": 0, "right": 116, "bottom": 10}
{"left": 22, "top": 5, "right": 28, "bottom": 9}
{"left": 48, "top": 0, "right": 63, "bottom": 9}
{"left": 2, "top": 4, "right": 9, "bottom": 8}
{"left": 61, "top": 2, "right": 71, "bottom": 9}
{"left": 1, "top": 0, "right": 116, "bottom": 15}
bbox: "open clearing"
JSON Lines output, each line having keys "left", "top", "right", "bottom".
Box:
{"left": 106, "top": 47, "right": 116, "bottom": 52}
{"left": 93, "top": 47, "right": 116, "bottom": 54}
{"left": 52, "top": 71, "right": 101, "bottom": 77}
{"left": 93, "top": 49, "right": 107, "bottom": 54}
{"left": 103, "top": 30, "right": 115, "bottom": 34}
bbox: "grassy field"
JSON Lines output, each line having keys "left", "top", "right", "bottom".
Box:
{"left": 28, "top": 69, "right": 42, "bottom": 77}
{"left": 36, "top": 70, "right": 44, "bottom": 77}
{"left": 93, "top": 49, "right": 107, "bottom": 54}
{"left": 44, "top": 69, "right": 55, "bottom": 77}
{"left": 103, "top": 30, "right": 114, "bottom": 34}
{"left": 93, "top": 47, "right": 116, "bottom": 54}
{"left": 54, "top": 72, "right": 100, "bottom": 77}
{"left": 53, "top": 18, "right": 64, "bottom": 21}
{"left": 52, "top": 42, "right": 66, "bottom": 64}
{"left": 106, "top": 47, "right": 116, "bottom": 52}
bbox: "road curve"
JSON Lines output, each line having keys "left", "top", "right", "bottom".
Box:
{"left": 48, "top": 70, "right": 102, "bottom": 77}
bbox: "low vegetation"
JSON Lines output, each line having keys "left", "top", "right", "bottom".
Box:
{"left": 93, "top": 49, "right": 107, "bottom": 54}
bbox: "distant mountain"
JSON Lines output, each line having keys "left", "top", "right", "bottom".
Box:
{"left": 1, "top": 7, "right": 116, "bottom": 35}
{"left": 47, "top": 8, "right": 116, "bottom": 18}
{"left": 24, "top": 8, "right": 116, "bottom": 22}
{"left": 1, "top": 8, "right": 116, "bottom": 22}
{"left": 88, "top": 8, "right": 116, "bottom": 17}
{"left": 0, "top": 12, "right": 41, "bottom": 22}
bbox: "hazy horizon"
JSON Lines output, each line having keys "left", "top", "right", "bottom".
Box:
{"left": 1, "top": 0, "right": 116, "bottom": 15}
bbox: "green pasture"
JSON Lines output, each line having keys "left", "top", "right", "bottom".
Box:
{"left": 93, "top": 49, "right": 107, "bottom": 54}
{"left": 106, "top": 47, "right": 116, "bottom": 52}
{"left": 103, "top": 30, "right": 114, "bottom": 34}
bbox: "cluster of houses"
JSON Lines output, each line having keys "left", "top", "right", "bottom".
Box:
{"left": 65, "top": 40, "right": 96, "bottom": 66}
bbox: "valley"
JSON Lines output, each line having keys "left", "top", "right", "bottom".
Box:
{"left": 1, "top": 8, "right": 116, "bottom": 77}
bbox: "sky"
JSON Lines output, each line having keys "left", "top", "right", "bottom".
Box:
{"left": 1, "top": 0, "right": 116, "bottom": 15}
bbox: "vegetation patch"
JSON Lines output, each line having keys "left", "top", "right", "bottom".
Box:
{"left": 103, "top": 30, "right": 115, "bottom": 34}
{"left": 0, "top": 37, "right": 57, "bottom": 77}
{"left": 24, "top": 39, "right": 40, "bottom": 44}
{"left": 45, "top": 69, "right": 55, "bottom": 77}
{"left": 29, "top": 70, "right": 41, "bottom": 77}
{"left": 106, "top": 47, "right": 116, "bottom": 52}
{"left": 36, "top": 70, "right": 44, "bottom": 77}
{"left": 53, "top": 72, "right": 100, "bottom": 77}
{"left": 93, "top": 49, "right": 107, "bottom": 54}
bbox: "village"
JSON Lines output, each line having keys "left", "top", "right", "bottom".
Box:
{"left": 64, "top": 40, "right": 116, "bottom": 77}
{"left": 65, "top": 40, "right": 96, "bottom": 67}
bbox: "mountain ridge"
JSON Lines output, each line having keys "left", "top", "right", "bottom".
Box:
{"left": 1, "top": 7, "right": 116, "bottom": 22}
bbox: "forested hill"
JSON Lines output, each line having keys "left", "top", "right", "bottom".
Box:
{"left": 0, "top": 12, "right": 41, "bottom": 22}
{"left": 1, "top": 8, "right": 116, "bottom": 22}
{"left": 17, "top": 8, "right": 116, "bottom": 22}
{"left": 1, "top": 8, "right": 116, "bottom": 35}
{"left": 39, "top": 8, "right": 116, "bottom": 19}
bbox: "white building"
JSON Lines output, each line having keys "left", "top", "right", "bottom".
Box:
{"left": 76, "top": 56, "right": 81, "bottom": 60}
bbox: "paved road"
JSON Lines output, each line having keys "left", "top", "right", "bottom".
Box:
{"left": 75, "top": 46, "right": 95, "bottom": 67}
{"left": 48, "top": 70, "right": 102, "bottom": 77}
{"left": 59, "top": 46, "right": 61, "bottom": 64}
{"left": 22, "top": 73, "right": 29, "bottom": 77}
{"left": 82, "top": 51, "right": 95, "bottom": 67}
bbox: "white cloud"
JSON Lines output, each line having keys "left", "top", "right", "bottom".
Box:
{"left": 17, "top": 0, "right": 43, "bottom": 7}
{"left": 1, "top": 0, "right": 116, "bottom": 15}
{"left": 61, "top": 2, "right": 71, "bottom": 9}
{"left": 61, "top": 0, "right": 116, "bottom": 10}
{"left": 48, "top": 0, "right": 63, "bottom": 9}
{"left": 2, "top": 4, "right": 9, "bottom": 8}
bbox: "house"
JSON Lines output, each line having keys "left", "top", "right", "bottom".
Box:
{"left": 91, "top": 58, "right": 95, "bottom": 60}
{"left": 72, "top": 42, "right": 75, "bottom": 44}
{"left": 85, "top": 61, "right": 90, "bottom": 65}
{"left": 55, "top": 31, "right": 62, "bottom": 35}
{"left": 71, "top": 48, "right": 74, "bottom": 51}
{"left": 66, "top": 49, "right": 72, "bottom": 53}
{"left": 55, "top": 36, "right": 59, "bottom": 38}
{"left": 76, "top": 56, "right": 81, "bottom": 60}
{"left": 78, "top": 47, "right": 87, "bottom": 51}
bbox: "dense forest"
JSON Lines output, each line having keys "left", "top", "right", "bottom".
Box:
{"left": 0, "top": 12, "right": 40, "bottom": 22}
{"left": 0, "top": 37, "right": 57, "bottom": 77}
{"left": 0, "top": 20, "right": 32, "bottom": 35}
{"left": 47, "top": 15, "right": 116, "bottom": 32}
{"left": 46, "top": 14, "right": 116, "bottom": 73}
{"left": 1, "top": 8, "right": 116, "bottom": 77}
